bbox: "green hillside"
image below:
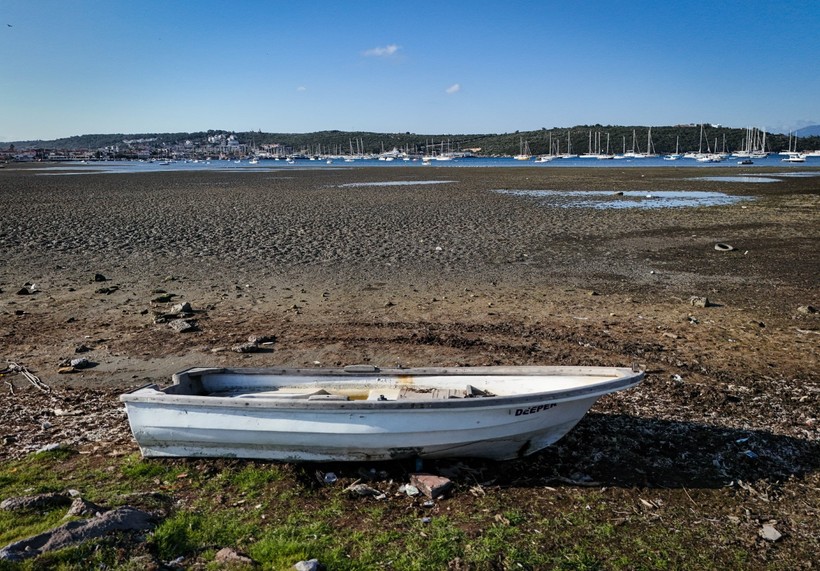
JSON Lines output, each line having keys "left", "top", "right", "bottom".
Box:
{"left": 6, "top": 125, "right": 819, "bottom": 155}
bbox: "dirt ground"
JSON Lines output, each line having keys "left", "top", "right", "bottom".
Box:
{"left": 0, "top": 164, "right": 818, "bottom": 568}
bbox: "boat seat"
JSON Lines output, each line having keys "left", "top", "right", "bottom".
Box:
{"left": 233, "top": 388, "right": 331, "bottom": 399}
{"left": 397, "top": 387, "right": 466, "bottom": 400}
{"left": 307, "top": 394, "right": 349, "bottom": 401}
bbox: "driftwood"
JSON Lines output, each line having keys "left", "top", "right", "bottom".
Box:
{"left": 3, "top": 362, "right": 50, "bottom": 393}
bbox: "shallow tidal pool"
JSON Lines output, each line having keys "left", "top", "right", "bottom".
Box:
{"left": 493, "top": 189, "right": 754, "bottom": 209}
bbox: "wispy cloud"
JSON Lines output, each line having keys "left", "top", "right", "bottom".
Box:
{"left": 296, "top": 86, "right": 307, "bottom": 92}
{"left": 445, "top": 83, "right": 461, "bottom": 94}
{"left": 362, "top": 44, "right": 400, "bottom": 58}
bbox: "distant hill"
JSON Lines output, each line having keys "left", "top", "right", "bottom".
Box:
{"left": 5, "top": 125, "right": 820, "bottom": 156}
{"left": 795, "top": 125, "right": 820, "bottom": 137}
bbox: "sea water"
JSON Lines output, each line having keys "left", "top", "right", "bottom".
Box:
{"left": 25, "top": 154, "right": 820, "bottom": 175}
{"left": 493, "top": 189, "right": 754, "bottom": 210}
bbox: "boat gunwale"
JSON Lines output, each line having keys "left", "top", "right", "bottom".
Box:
{"left": 120, "top": 366, "right": 643, "bottom": 411}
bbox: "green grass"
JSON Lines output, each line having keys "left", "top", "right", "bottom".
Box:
{"left": 0, "top": 451, "right": 796, "bottom": 570}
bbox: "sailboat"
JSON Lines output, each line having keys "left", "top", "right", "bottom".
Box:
{"left": 536, "top": 132, "right": 556, "bottom": 162}
{"left": 514, "top": 138, "right": 532, "bottom": 160}
{"left": 560, "top": 130, "right": 578, "bottom": 159}
{"left": 664, "top": 136, "right": 681, "bottom": 160}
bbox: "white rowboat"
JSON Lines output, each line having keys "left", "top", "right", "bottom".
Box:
{"left": 121, "top": 365, "right": 643, "bottom": 462}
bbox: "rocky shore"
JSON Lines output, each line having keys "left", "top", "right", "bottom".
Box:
{"left": 0, "top": 164, "right": 818, "bottom": 568}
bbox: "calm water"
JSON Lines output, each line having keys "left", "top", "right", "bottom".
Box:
{"left": 493, "top": 189, "right": 754, "bottom": 210}
{"left": 26, "top": 154, "right": 820, "bottom": 175}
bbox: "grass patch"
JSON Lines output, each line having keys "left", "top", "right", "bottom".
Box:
{"left": 0, "top": 453, "right": 803, "bottom": 570}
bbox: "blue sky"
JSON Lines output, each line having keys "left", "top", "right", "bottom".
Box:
{"left": 1, "top": 0, "right": 818, "bottom": 141}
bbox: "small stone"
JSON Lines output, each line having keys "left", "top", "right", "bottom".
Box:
{"left": 797, "top": 305, "right": 817, "bottom": 314}
{"left": 65, "top": 497, "right": 104, "bottom": 518}
{"left": 759, "top": 523, "right": 782, "bottom": 542}
{"left": 171, "top": 302, "right": 192, "bottom": 314}
{"left": 93, "top": 273, "right": 107, "bottom": 282}
{"left": 232, "top": 342, "right": 261, "bottom": 353}
{"left": 168, "top": 319, "right": 197, "bottom": 333}
{"left": 293, "top": 559, "right": 323, "bottom": 571}
{"left": 714, "top": 243, "right": 736, "bottom": 251}
{"left": 70, "top": 358, "right": 94, "bottom": 369}
{"left": 16, "top": 287, "right": 33, "bottom": 295}
{"left": 689, "top": 296, "right": 710, "bottom": 307}
{"left": 248, "top": 334, "right": 276, "bottom": 344}
{"left": 214, "top": 547, "right": 255, "bottom": 567}
{"left": 410, "top": 473, "right": 453, "bottom": 499}
{"left": 152, "top": 293, "right": 175, "bottom": 303}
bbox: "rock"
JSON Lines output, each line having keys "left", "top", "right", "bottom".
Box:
{"left": 170, "top": 302, "right": 192, "bottom": 314}
{"left": 93, "top": 273, "right": 107, "bottom": 282}
{"left": 232, "top": 342, "right": 261, "bottom": 353}
{"left": 70, "top": 358, "right": 94, "bottom": 369}
{"left": 57, "top": 357, "right": 96, "bottom": 371}
{"left": 65, "top": 498, "right": 104, "bottom": 518}
{"left": 16, "top": 287, "right": 33, "bottom": 295}
{"left": 1, "top": 492, "right": 71, "bottom": 512}
{"left": 214, "top": 547, "right": 256, "bottom": 567}
{"left": 168, "top": 319, "right": 197, "bottom": 333}
{"left": 410, "top": 473, "right": 453, "bottom": 499}
{"left": 248, "top": 334, "right": 276, "bottom": 344}
{"left": 759, "top": 523, "right": 782, "bottom": 542}
{"left": 797, "top": 305, "right": 817, "bottom": 314}
{"left": 74, "top": 344, "right": 92, "bottom": 354}
{"left": 293, "top": 559, "right": 324, "bottom": 571}
{"left": 0, "top": 506, "right": 154, "bottom": 561}
{"left": 689, "top": 296, "right": 710, "bottom": 307}
{"left": 714, "top": 243, "right": 736, "bottom": 251}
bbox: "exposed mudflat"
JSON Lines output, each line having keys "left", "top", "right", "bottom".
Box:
{"left": 1, "top": 165, "right": 818, "bottom": 568}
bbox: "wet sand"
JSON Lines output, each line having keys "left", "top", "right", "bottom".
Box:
{"left": 1, "top": 164, "right": 817, "bottom": 385}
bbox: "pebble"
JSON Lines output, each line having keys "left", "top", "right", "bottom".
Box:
{"left": 293, "top": 559, "right": 322, "bottom": 571}
{"left": 689, "top": 296, "right": 710, "bottom": 308}
{"left": 759, "top": 523, "right": 782, "bottom": 542}
{"left": 410, "top": 473, "right": 453, "bottom": 499}
{"left": 168, "top": 319, "right": 197, "bottom": 333}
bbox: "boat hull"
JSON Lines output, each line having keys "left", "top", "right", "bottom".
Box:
{"left": 121, "top": 366, "right": 642, "bottom": 462}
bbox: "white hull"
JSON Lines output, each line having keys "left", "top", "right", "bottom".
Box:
{"left": 121, "top": 366, "right": 642, "bottom": 462}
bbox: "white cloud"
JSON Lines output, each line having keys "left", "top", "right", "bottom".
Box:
{"left": 445, "top": 83, "right": 461, "bottom": 94}
{"left": 363, "top": 44, "right": 400, "bottom": 57}
{"left": 296, "top": 86, "right": 307, "bottom": 92}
